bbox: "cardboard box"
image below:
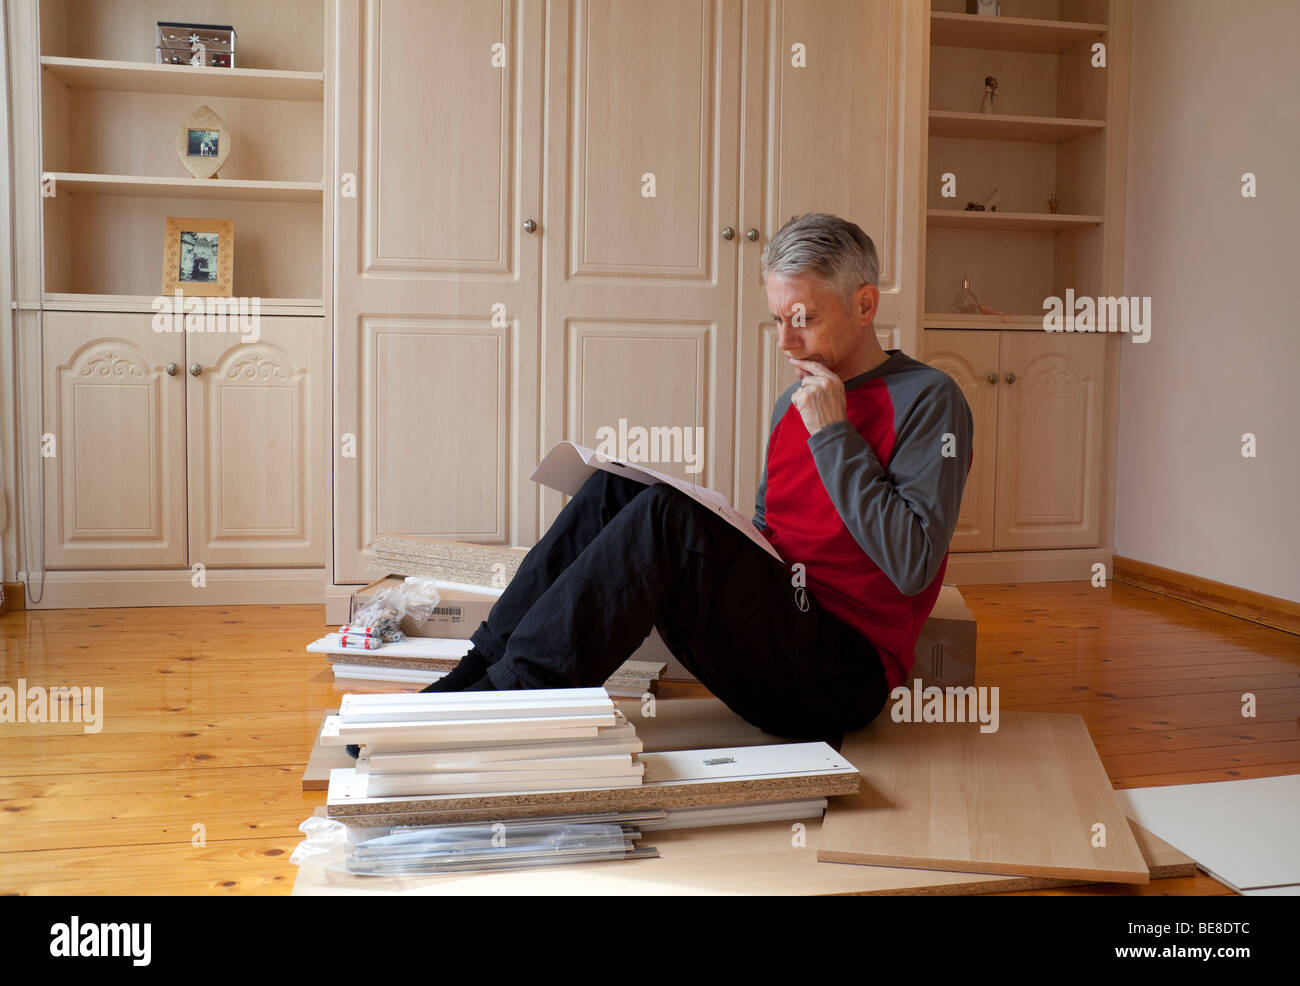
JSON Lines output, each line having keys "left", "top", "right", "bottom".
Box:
{"left": 910, "top": 584, "right": 978, "bottom": 688}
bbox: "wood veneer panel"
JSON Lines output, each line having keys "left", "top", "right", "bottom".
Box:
{"left": 817, "top": 711, "right": 1149, "bottom": 883}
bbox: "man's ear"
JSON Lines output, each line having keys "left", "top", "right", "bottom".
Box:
{"left": 854, "top": 283, "right": 879, "bottom": 325}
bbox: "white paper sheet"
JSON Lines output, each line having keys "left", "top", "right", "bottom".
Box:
{"left": 529, "top": 440, "right": 783, "bottom": 563}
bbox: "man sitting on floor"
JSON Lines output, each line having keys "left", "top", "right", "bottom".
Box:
{"left": 410, "top": 213, "right": 972, "bottom": 741}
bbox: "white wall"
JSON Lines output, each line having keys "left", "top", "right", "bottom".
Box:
{"left": 1115, "top": 0, "right": 1300, "bottom": 602}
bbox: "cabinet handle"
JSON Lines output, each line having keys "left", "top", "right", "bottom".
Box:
{"left": 721, "top": 226, "right": 735, "bottom": 240}
{"left": 189, "top": 363, "right": 202, "bottom": 377}
{"left": 1004, "top": 371, "right": 1016, "bottom": 384}
{"left": 745, "top": 227, "right": 759, "bottom": 242}
{"left": 986, "top": 372, "right": 997, "bottom": 384}
{"left": 165, "top": 362, "right": 178, "bottom": 376}
{"left": 523, "top": 219, "right": 537, "bottom": 233}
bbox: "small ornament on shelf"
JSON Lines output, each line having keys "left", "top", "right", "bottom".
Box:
{"left": 156, "top": 22, "right": 237, "bottom": 68}
{"left": 953, "top": 274, "right": 1012, "bottom": 320}
{"left": 1048, "top": 193, "right": 1062, "bottom": 214}
{"left": 979, "top": 75, "right": 998, "bottom": 114}
{"left": 954, "top": 275, "right": 980, "bottom": 314}
{"left": 967, "top": 0, "right": 1001, "bottom": 15}
{"left": 964, "top": 187, "right": 1000, "bottom": 212}
{"left": 176, "top": 105, "right": 231, "bottom": 179}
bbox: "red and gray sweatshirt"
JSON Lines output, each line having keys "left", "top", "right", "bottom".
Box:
{"left": 753, "top": 349, "right": 974, "bottom": 690}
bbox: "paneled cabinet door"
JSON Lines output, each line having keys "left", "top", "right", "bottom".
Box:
{"left": 41, "top": 312, "right": 187, "bottom": 568}
{"left": 994, "top": 333, "right": 1105, "bottom": 550}
{"left": 922, "top": 330, "right": 999, "bottom": 552}
{"left": 185, "top": 318, "right": 326, "bottom": 567}
{"left": 334, "top": 0, "right": 545, "bottom": 582}
{"left": 538, "top": 0, "right": 744, "bottom": 531}
{"left": 736, "top": 0, "right": 927, "bottom": 517}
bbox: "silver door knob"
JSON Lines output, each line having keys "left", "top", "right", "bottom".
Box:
{"left": 721, "top": 226, "right": 735, "bottom": 240}
{"left": 189, "top": 363, "right": 202, "bottom": 377}
{"left": 986, "top": 372, "right": 997, "bottom": 384}
{"left": 746, "top": 228, "right": 759, "bottom": 241}
{"left": 523, "top": 219, "right": 537, "bottom": 233}
{"left": 165, "top": 362, "right": 178, "bottom": 376}
{"left": 1004, "top": 371, "right": 1016, "bottom": 384}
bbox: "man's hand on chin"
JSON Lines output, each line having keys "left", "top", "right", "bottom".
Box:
{"left": 789, "top": 357, "right": 848, "bottom": 436}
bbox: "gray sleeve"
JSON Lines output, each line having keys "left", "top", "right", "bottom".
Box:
{"left": 805, "top": 376, "right": 973, "bottom": 596}
{"left": 752, "top": 384, "right": 798, "bottom": 532}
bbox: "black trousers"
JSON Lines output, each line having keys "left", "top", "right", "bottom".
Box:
{"left": 471, "top": 472, "right": 891, "bottom": 740}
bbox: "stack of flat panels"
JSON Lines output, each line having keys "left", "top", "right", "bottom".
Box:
{"left": 371, "top": 535, "right": 525, "bottom": 589}
{"left": 306, "top": 633, "right": 664, "bottom": 695}
{"left": 326, "top": 736, "right": 861, "bottom": 826}
{"left": 332, "top": 688, "right": 644, "bottom": 798}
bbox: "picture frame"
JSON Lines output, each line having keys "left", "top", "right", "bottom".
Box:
{"left": 162, "top": 216, "right": 234, "bottom": 297}
{"left": 175, "top": 105, "right": 231, "bottom": 179}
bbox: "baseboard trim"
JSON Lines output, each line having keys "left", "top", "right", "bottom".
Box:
{"left": 1113, "top": 556, "right": 1299, "bottom": 636}
{"left": 1, "top": 581, "right": 26, "bottom": 613}
{"left": 943, "top": 548, "right": 1113, "bottom": 585}
{"left": 19, "top": 569, "right": 327, "bottom": 609}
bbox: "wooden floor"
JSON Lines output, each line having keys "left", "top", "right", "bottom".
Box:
{"left": 0, "top": 580, "right": 1296, "bottom": 895}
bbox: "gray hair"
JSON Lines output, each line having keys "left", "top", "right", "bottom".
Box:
{"left": 760, "top": 213, "right": 880, "bottom": 312}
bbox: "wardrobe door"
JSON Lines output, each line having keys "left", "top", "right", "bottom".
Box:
{"left": 538, "top": 0, "right": 744, "bottom": 529}
{"left": 994, "top": 332, "right": 1105, "bottom": 550}
{"left": 922, "top": 329, "right": 999, "bottom": 552}
{"left": 334, "top": 0, "right": 545, "bottom": 581}
{"left": 41, "top": 312, "right": 187, "bottom": 569}
{"left": 736, "top": 0, "right": 927, "bottom": 516}
{"left": 185, "top": 318, "right": 326, "bottom": 567}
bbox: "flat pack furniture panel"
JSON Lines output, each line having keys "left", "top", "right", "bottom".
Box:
{"left": 292, "top": 815, "right": 1192, "bottom": 897}
{"left": 1117, "top": 774, "right": 1300, "bottom": 892}
{"left": 616, "top": 697, "right": 792, "bottom": 752}
{"left": 817, "top": 711, "right": 1150, "bottom": 885}
{"left": 306, "top": 697, "right": 783, "bottom": 791}
{"left": 324, "top": 714, "right": 617, "bottom": 745}
{"left": 308, "top": 634, "right": 472, "bottom": 664}
{"left": 303, "top": 710, "right": 350, "bottom": 791}
{"left": 365, "top": 749, "right": 643, "bottom": 774}
{"left": 327, "top": 742, "right": 860, "bottom": 824}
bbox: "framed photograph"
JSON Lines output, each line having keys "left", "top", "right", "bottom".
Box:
{"left": 175, "top": 104, "right": 230, "bottom": 179}
{"left": 162, "top": 216, "right": 234, "bottom": 297}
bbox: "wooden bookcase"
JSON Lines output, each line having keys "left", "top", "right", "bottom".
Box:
{"left": 923, "top": 0, "right": 1117, "bottom": 322}
{"left": 5, "top": 0, "right": 334, "bottom": 607}
{"left": 920, "top": 0, "right": 1129, "bottom": 581}
{"left": 35, "top": 0, "right": 326, "bottom": 311}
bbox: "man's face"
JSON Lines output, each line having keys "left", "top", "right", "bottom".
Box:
{"left": 766, "top": 271, "right": 878, "bottom": 380}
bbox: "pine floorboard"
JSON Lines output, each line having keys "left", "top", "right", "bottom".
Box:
{"left": 1, "top": 582, "right": 1297, "bottom": 896}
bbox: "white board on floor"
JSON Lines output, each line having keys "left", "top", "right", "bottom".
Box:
{"left": 1117, "top": 773, "right": 1300, "bottom": 891}
{"left": 308, "top": 634, "right": 474, "bottom": 659}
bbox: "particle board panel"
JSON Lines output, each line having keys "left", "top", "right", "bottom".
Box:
{"left": 1116, "top": 774, "right": 1300, "bottom": 891}
{"left": 327, "top": 743, "right": 860, "bottom": 823}
{"left": 292, "top": 816, "right": 1191, "bottom": 896}
{"left": 817, "top": 711, "right": 1150, "bottom": 884}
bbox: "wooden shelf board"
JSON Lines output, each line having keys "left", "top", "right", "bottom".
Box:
{"left": 42, "top": 293, "right": 324, "bottom": 315}
{"left": 47, "top": 172, "right": 323, "bottom": 203}
{"left": 923, "top": 313, "right": 1051, "bottom": 331}
{"left": 929, "top": 110, "right": 1104, "bottom": 142}
{"left": 927, "top": 209, "right": 1102, "bottom": 231}
{"left": 929, "top": 11, "right": 1107, "bottom": 54}
{"left": 41, "top": 56, "right": 323, "bottom": 101}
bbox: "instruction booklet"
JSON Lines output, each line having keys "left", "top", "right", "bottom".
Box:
{"left": 529, "top": 441, "right": 784, "bottom": 563}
